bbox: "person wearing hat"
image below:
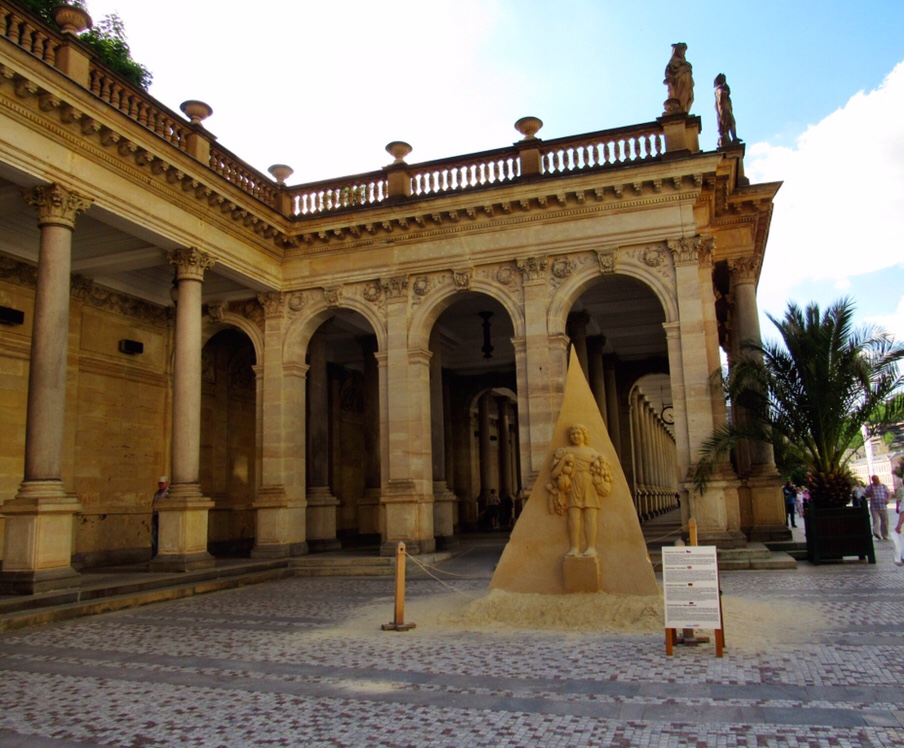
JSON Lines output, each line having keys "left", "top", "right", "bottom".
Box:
{"left": 151, "top": 476, "right": 169, "bottom": 557}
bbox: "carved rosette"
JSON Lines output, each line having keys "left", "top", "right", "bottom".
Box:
{"left": 452, "top": 269, "right": 473, "bottom": 291}
{"left": 166, "top": 247, "right": 215, "bottom": 281}
{"left": 728, "top": 256, "right": 760, "bottom": 284}
{"left": 550, "top": 257, "right": 576, "bottom": 280}
{"left": 516, "top": 256, "right": 547, "bottom": 283}
{"left": 495, "top": 264, "right": 518, "bottom": 287}
{"left": 287, "top": 292, "right": 306, "bottom": 312}
{"left": 641, "top": 246, "right": 666, "bottom": 267}
{"left": 412, "top": 276, "right": 430, "bottom": 297}
{"left": 23, "top": 183, "right": 92, "bottom": 229}
{"left": 597, "top": 250, "right": 617, "bottom": 274}
{"left": 257, "top": 292, "right": 284, "bottom": 318}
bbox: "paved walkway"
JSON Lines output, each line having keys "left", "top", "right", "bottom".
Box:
{"left": 1, "top": 535, "right": 902, "bottom": 747}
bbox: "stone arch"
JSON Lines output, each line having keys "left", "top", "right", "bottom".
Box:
{"left": 202, "top": 312, "right": 264, "bottom": 364}
{"left": 547, "top": 252, "right": 677, "bottom": 337}
{"left": 409, "top": 275, "right": 524, "bottom": 352}
{"left": 283, "top": 294, "right": 386, "bottom": 363}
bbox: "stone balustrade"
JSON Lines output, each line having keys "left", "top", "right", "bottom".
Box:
{"left": 0, "top": 1, "right": 58, "bottom": 62}
{"left": 288, "top": 172, "right": 389, "bottom": 216}
{"left": 540, "top": 123, "right": 666, "bottom": 175}
{"left": 2, "top": 0, "right": 692, "bottom": 222}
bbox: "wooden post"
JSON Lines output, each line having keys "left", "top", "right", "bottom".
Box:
{"left": 382, "top": 542, "right": 416, "bottom": 631}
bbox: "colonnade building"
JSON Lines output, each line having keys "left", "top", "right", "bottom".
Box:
{"left": 0, "top": 2, "right": 788, "bottom": 594}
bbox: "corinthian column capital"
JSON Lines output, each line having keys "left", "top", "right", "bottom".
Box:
{"left": 727, "top": 256, "right": 760, "bottom": 284}
{"left": 166, "top": 247, "right": 215, "bottom": 281}
{"left": 23, "top": 183, "right": 92, "bottom": 228}
{"left": 667, "top": 235, "right": 714, "bottom": 267}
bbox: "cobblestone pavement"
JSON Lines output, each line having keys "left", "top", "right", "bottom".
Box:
{"left": 1, "top": 538, "right": 903, "bottom": 747}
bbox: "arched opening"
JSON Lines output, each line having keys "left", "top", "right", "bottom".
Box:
{"left": 566, "top": 274, "right": 679, "bottom": 521}
{"left": 429, "top": 293, "right": 519, "bottom": 533}
{"left": 200, "top": 328, "right": 257, "bottom": 556}
{"left": 306, "top": 309, "right": 380, "bottom": 548}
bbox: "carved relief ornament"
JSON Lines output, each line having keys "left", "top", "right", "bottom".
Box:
{"left": 597, "top": 250, "right": 617, "bottom": 274}
{"left": 23, "top": 183, "right": 92, "bottom": 228}
{"left": 516, "top": 256, "right": 547, "bottom": 282}
{"left": 257, "top": 292, "right": 284, "bottom": 318}
{"left": 380, "top": 275, "right": 408, "bottom": 299}
{"left": 452, "top": 268, "right": 473, "bottom": 291}
{"left": 667, "top": 236, "right": 714, "bottom": 267}
{"left": 728, "top": 256, "right": 760, "bottom": 284}
{"left": 551, "top": 257, "right": 576, "bottom": 280}
{"left": 166, "top": 247, "right": 215, "bottom": 281}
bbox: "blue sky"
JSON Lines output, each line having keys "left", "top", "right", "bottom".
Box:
{"left": 84, "top": 0, "right": 904, "bottom": 342}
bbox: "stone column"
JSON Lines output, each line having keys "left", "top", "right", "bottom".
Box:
{"left": 587, "top": 335, "right": 608, "bottom": 425}
{"left": 151, "top": 247, "right": 216, "bottom": 572}
{"left": 668, "top": 236, "right": 743, "bottom": 547}
{"left": 496, "top": 396, "right": 513, "bottom": 506}
{"left": 379, "top": 275, "right": 433, "bottom": 555}
{"left": 358, "top": 335, "right": 382, "bottom": 536}
{"left": 252, "top": 293, "right": 307, "bottom": 558}
{"left": 729, "top": 258, "right": 788, "bottom": 540}
{"left": 603, "top": 355, "right": 622, "bottom": 457}
{"left": 429, "top": 335, "right": 456, "bottom": 548}
{"left": 0, "top": 184, "right": 91, "bottom": 595}
{"left": 477, "top": 391, "right": 494, "bottom": 506}
{"left": 305, "top": 332, "right": 339, "bottom": 551}
{"left": 566, "top": 310, "right": 590, "bottom": 381}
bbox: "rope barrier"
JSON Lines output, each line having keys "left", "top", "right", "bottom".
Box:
{"left": 403, "top": 551, "right": 481, "bottom": 597}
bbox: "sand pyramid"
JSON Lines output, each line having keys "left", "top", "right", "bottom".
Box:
{"left": 490, "top": 349, "right": 659, "bottom": 596}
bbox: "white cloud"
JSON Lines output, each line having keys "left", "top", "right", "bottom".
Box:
{"left": 748, "top": 61, "right": 904, "bottom": 322}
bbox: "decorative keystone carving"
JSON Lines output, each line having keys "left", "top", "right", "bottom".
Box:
{"left": 166, "top": 246, "right": 215, "bottom": 281}
{"left": 516, "top": 256, "right": 547, "bottom": 282}
{"left": 452, "top": 269, "right": 472, "bottom": 291}
{"left": 208, "top": 301, "right": 228, "bottom": 323}
{"left": 23, "top": 183, "right": 92, "bottom": 228}
{"left": 323, "top": 287, "right": 341, "bottom": 307}
{"left": 597, "top": 250, "right": 617, "bottom": 274}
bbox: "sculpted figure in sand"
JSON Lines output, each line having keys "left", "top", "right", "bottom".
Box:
{"left": 546, "top": 424, "right": 613, "bottom": 557}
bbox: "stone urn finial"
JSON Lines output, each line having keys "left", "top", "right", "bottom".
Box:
{"left": 385, "top": 141, "right": 413, "bottom": 165}
{"left": 515, "top": 116, "right": 543, "bottom": 140}
{"left": 268, "top": 164, "right": 294, "bottom": 185}
{"left": 52, "top": 4, "right": 93, "bottom": 34}
{"left": 180, "top": 100, "right": 213, "bottom": 125}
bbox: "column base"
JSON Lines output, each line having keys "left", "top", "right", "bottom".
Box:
{"left": 749, "top": 524, "right": 792, "bottom": 542}
{"left": 149, "top": 551, "right": 215, "bottom": 573}
{"left": 308, "top": 538, "right": 342, "bottom": 553}
{"left": 306, "top": 486, "right": 339, "bottom": 548}
{"left": 250, "top": 541, "right": 309, "bottom": 559}
{"left": 380, "top": 538, "right": 435, "bottom": 556}
{"left": 696, "top": 529, "right": 748, "bottom": 549}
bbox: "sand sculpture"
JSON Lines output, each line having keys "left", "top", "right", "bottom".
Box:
{"left": 490, "top": 349, "right": 660, "bottom": 597}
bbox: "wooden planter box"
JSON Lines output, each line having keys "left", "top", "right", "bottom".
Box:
{"left": 804, "top": 502, "right": 875, "bottom": 564}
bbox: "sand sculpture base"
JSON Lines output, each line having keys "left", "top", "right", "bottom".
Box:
{"left": 563, "top": 555, "right": 601, "bottom": 593}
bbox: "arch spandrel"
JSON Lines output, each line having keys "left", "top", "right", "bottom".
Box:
{"left": 202, "top": 309, "right": 264, "bottom": 364}
{"left": 546, "top": 246, "right": 678, "bottom": 337}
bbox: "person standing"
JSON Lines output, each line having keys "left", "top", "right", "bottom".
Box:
{"left": 864, "top": 474, "right": 891, "bottom": 540}
{"left": 782, "top": 481, "right": 797, "bottom": 528}
{"left": 151, "top": 476, "right": 169, "bottom": 556}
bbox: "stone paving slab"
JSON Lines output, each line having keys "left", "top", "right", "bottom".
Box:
{"left": 0, "top": 539, "right": 903, "bottom": 747}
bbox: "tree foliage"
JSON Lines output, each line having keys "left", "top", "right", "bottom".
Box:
{"left": 694, "top": 298, "right": 904, "bottom": 506}
{"left": 18, "top": 0, "right": 152, "bottom": 89}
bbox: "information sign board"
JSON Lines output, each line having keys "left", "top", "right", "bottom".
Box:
{"left": 661, "top": 546, "right": 721, "bottom": 630}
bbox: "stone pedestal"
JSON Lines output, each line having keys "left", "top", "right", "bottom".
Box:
{"left": 306, "top": 486, "right": 341, "bottom": 552}
{"left": 0, "top": 481, "right": 81, "bottom": 594}
{"left": 149, "top": 483, "right": 215, "bottom": 572}
{"left": 251, "top": 486, "right": 308, "bottom": 558}
{"left": 746, "top": 474, "right": 792, "bottom": 542}
{"left": 563, "top": 555, "right": 600, "bottom": 593}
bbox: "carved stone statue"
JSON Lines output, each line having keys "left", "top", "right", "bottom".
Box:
{"left": 663, "top": 42, "right": 694, "bottom": 114}
{"left": 546, "top": 424, "right": 613, "bottom": 557}
{"left": 713, "top": 73, "right": 738, "bottom": 147}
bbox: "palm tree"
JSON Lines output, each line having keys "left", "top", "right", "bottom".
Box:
{"left": 694, "top": 298, "right": 904, "bottom": 506}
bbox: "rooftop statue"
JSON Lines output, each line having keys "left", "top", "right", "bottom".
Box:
{"left": 714, "top": 73, "right": 739, "bottom": 147}
{"left": 663, "top": 42, "right": 694, "bottom": 114}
